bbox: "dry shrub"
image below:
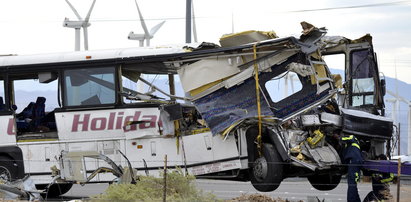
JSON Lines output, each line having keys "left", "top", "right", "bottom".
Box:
{"left": 92, "top": 168, "right": 219, "bottom": 202}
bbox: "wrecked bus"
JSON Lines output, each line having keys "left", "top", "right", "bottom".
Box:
{"left": 0, "top": 22, "right": 392, "bottom": 196}
{"left": 171, "top": 22, "right": 392, "bottom": 191}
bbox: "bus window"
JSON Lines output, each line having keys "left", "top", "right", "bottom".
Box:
{"left": 13, "top": 78, "right": 58, "bottom": 134}
{"left": 121, "top": 68, "right": 172, "bottom": 103}
{"left": 323, "top": 53, "right": 345, "bottom": 83}
{"left": 14, "top": 80, "right": 58, "bottom": 113}
{"left": 64, "top": 67, "right": 116, "bottom": 107}
{"left": 265, "top": 72, "right": 303, "bottom": 103}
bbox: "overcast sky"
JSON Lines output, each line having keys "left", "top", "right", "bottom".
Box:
{"left": 1, "top": 0, "right": 411, "bottom": 84}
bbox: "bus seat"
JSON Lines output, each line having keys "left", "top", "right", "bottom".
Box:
{"left": 32, "top": 97, "right": 46, "bottom": 129}
{"left": 16, "top": 121, "right": 30, "bottom": 132}
{"left": 43, "top": 111, "right": 57, "bottom": 130}
{"left": 17, "top": 102, "right": 35, "bottom": 119}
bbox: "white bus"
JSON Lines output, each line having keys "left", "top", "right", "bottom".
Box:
{"left": 0, "top": 24, "right": 393, "bottom": 196}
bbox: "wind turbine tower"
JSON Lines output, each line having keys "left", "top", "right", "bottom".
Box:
{"left": 128, "top": 0, "right": 165, "bottom": 47}
{"left": 63, "top": 0, "right": 97, "bottom": 51}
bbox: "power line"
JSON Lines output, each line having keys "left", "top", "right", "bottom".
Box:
{"left": 286, "top": 0, "right": 411, "bottom": 13}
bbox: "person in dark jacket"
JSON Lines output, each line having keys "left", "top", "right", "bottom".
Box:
{"left": 342, "top": 135, "right": 363, "bottom": 202}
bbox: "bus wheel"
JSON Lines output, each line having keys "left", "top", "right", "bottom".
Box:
{"left": 308, "top": 174, "right": 341, "bottom": 191}
{"left": 0, "top": 156, "right": 15, "bottom": 182}
{"left": 37, "top": 183, "right": 73, "bottom": 198}
{"left": 250, "top": 143, "right": 283, "bottom": 192}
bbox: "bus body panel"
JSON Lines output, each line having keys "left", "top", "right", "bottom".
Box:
{"left": 0, "top": 115, "right": 17, "bottom": 145}
{"left": 55, "top": 108, "right": 160, "bottom": 141}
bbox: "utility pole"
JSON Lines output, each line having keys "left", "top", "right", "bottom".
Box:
{"left": 185, "top": 0, "right": 192, "bottom": 43}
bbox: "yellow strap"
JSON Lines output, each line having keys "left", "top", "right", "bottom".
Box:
{"left": 352, "top": 143, "right": 360, "bottom": 149}
{"left": 342, "top": 135, "right": 354, "bottom": 141}
{"left": 381, "top": 173, "right": 394, "bottom": 183}
{"left": 253, "top": 43, "right": 263, "bottom": 156}
{"left": 174, "top": 120, "right": 180, "bottom": 154}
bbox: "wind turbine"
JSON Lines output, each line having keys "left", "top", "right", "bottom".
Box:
{"left": 63, "top": 0, "right": 97, "bottom": 51}
{"left": 387, "top": 90, "right": 411, "bottom": 155}
{"left": 192, "top": 0, "right": 197, "bottom": 43}
{"left": 128, "top": 0, "right": 165, "bottom": 47}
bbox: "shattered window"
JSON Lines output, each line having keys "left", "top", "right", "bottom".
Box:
{"left": 350, "top": 49, "right": 376, "bottom": 107}
{"left": 64, "top": 67, "right": 116, "bottom": 107}
{"left": 122, "top": 71, "right": 181, "bottom": 103}
{"left": 265, "top": 72, "right": 302, "bottom": 103}
{"left": 352, "top": 78, "right": 374, "bottom": 93}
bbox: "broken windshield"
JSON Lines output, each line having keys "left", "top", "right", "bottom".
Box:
{"left": 350, "top": 49, "right": 376, "bottom": 107}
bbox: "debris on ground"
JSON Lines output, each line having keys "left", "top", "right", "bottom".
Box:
{"left": 228, "top": 193, "right": 303, "bottom": 202}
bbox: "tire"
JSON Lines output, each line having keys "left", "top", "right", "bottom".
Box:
{"left": 250, "top": 143, "right": 283, "bottom": 192}
{"left": 307, "top": 174, "right": 342, "bottom": 191}
{"left": 36, "top": 183, "right": 73, "bottom": 198}
{"left": 0, "top": 156, "right": 16, "bottom": 182}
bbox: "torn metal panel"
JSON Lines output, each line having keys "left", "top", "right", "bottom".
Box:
{"left": 305, "top": 142, "right": 341, "bottom": 168}
{"left": 192, "top": 53, "right": 302, "bottom": 134}
{"left": 290, "top": 156, "right": 317, "bottom": 171}
{"left": 286, "top": 62, "right": 314, "bottom": 77}
{"left": 194, "top": 78, "right": 273, "bottom": 135}
{"left": 220, "top": 30, "right": 278, "bottom": 47}
{"left": 320, "top": 112, "right": 342, "bottom": 127}
{"left": 320, "top": 34, "right": 373, "bottom": 50}
{"left": 190, "top": 50, "right": 298, "bottom": 100}
{"left": 341, "top": 108, "right": 393, "bottom": 139}
{"left": 178, "top": 49, "right": 299, "bottom": 99}
{"left": 177, "top": 58, "right": 241, "bottom": 93}
{"left": 193, "top": 51, "right": 334, "bottom": 134}
{"left": 59, "top": 151, "right": 123, "bottom": 183}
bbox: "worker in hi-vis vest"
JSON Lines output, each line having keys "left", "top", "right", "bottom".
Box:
{"left": 363, "top": 154, "right": 394, "bottom": 202}
{"left": 341, "top": 135, "right": 363, "bottom": 202}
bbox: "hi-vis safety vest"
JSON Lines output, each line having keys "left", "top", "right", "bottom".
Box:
{"left": 342, "top": 135, "right": 360, "bottom": 149}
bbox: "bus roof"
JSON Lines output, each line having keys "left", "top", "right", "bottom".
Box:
{"left": 0, "top": 36, "right": 301, "bottom": 75}
{"left": 0, "top": 45, "right": 187, "bottom": 67}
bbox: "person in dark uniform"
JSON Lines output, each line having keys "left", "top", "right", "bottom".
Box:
{"left": 363, "top": 154, "right": 394, "bottom": 202}
{"left": 342, "top": 135, "right": 363, "bottom": 202}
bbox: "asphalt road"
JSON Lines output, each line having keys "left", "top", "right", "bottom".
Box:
{"left": 54, "top": 178, "right": 410, "bottom": 201}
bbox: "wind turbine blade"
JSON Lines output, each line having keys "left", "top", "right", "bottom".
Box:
{"left": 192, "top": 0, "right": 197, "bottom": 42}
{"left": 134, "top": 0, "right": 149, "bottom": 36}
{"left": 149, "top": 21, "right": 165, "bottom": 36}
{"left": 84, "top": 27, "right": 89, "bottom": 50}
{"left": 65, "top": 0, "right": 82, "bottom": 20}
{"left": 85, "top": 0, "right": 97, "bottom": 23}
